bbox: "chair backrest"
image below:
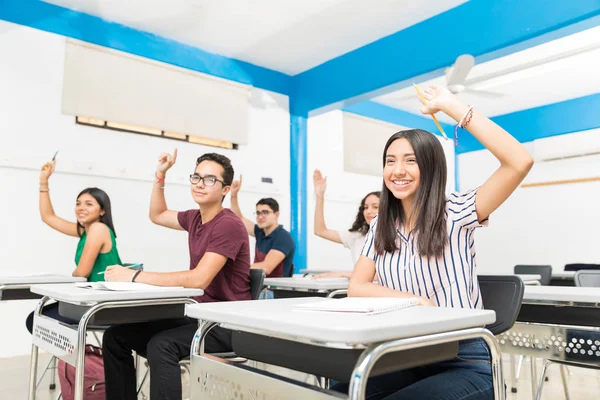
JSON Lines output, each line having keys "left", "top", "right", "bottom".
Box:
{"left": 574, "top": 270, "right": 600, "bottom": 287}
{"left": 514, "top": 265, "right": 552, "bottom": 286}
{"left": 565, "top": 263, "right": 600, "bottom": 272}
{"left": 478, "top": 275, "right": 524, "bottom": 335}
{"left": 250, "top": 269, "right": 266, "bottom": 300}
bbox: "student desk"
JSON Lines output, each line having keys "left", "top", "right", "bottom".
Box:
{"left": 28, "top": 283, "right": 203, "bottom": 400}
{"left": 300, "top": 269, "right": 348, "bottom": 276}
{"left": 498, "top": 286, "right": 600, "bottom": 399}
{"left": 515, "top": 274, "right": 542, "bottom": 286}
{"left": 550, "top": 271, "right": 576, "bottom": 287}
{"left": 0, "top": 275, "right": 85, "bottom": 301}
{"left": 186, "top": 298, "right": 502, "bottom": 400}
{"left": 264, "top": 277, "right": 349, "bottom": 298}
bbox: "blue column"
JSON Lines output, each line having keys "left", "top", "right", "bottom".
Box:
{"left": 289, "top": 113, "right": 307, "bottom": 273}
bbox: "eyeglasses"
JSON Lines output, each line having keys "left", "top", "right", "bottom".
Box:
{"left": 189, "top": 174, "right": 227, "bottom": 187}
{"left": 254, "top": 210, "right": 273, "bottom": 217}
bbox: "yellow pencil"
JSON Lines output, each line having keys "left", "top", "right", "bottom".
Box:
{"left": 413, "top": 84, "right": 448, "bottom": 140}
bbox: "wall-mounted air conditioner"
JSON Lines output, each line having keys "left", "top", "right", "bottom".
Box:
{"left": 532, "top": 128, "right": 600, "bottom": 162}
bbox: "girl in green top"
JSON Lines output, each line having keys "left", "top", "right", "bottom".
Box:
{"left": 26, "top": 158, "right": 122, "bottom": 332}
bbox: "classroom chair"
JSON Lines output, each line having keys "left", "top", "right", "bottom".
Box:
{"left": 566, "top": 263, "right": 600, "bottom": 272}
{"left": 514, "top": 265, "right": 553, "bottom": 286}
{"left": 575, "top": 269, "right": 600, "bottom": 287}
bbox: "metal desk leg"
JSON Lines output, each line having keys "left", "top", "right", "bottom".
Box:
{"left": 535, "top": 360, "right": 551, "bottom": 400}
{"left": 348, "top": 328, "right": 504, "bottom": 400}
{"left": 28, "top": 296, "right": 51, "bottom": 400}
{"left": 72, "top": 298, "right": 197, "bottom": 400}
{"left": 190, "top": 320, "right": 218, "bottom": 357}
{"left": 559, "top": 365, "right": 570, "bottom": 400}
{"left": 531, "top": 358, "right": 538, "bottom": 400}
{"left": 509, "top": 354, "right": 517, "bottom": 393}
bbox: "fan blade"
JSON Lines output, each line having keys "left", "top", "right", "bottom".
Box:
{"left": 447, "top": 54, "right": 475, "bottom": 86}
{"left": 463, "top": 88, "right": 504, "bottom": 98}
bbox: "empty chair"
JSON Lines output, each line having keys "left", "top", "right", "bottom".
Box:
{"left": 478, "top": 275, "right": 524, "bottom": 335}
{"left": 514, "top": 265, "right": 552, "bottom": 286}
{"left": 574, "top": 270, "right": 600, "bottom": 287}
{"left": 565, "top": 263, "right": 600, "bottom": 272}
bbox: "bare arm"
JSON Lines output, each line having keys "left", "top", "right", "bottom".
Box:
{"left": 39, "top": 161, "right": 79, "bottom": 237}
{"left": 229, "top": 176, "right": 255, "bottom": 236}
{"left": 251, "top": 249, "right": 286, "bottom": 275}
{"left": 423, "top": 86, "right": 534, "bottom": 221}
{"left": 348, "top": 255, "right": 435, "bottom": 306}
{"left": 106, "top": 252, "right": 228, "bottom": 288}
{"left": 149, "top": 149, "right": 183, "bottom": 230}
{"left": 72, "top": 223, "right": 110, "bottom": 278}
{"left": 313, "top": 169, "right": 342, "bottom": 243}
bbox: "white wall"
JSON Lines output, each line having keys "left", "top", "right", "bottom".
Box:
{"left": 0, "top": 22, "right": 290, "bottom": 357}
{"left": 306, "top": 111, "right": 456, "bottom": 271}
{"left": 458, "top": 134, "right": 600, "bottom": 275}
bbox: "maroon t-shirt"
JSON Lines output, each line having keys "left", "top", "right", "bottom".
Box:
{"left": 177, "top": 208, "right": 251, "bottom": 303}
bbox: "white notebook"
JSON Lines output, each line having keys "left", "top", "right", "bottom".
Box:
{"left": 294, "top": 297, "right": 419, "bottom": 315}
{"left": 75, "top": 282, "right": 183, "bottom": 291}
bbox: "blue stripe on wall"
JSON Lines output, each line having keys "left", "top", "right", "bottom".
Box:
{"left": 0, "top": 0, "right": 291, "bottom": 95}
{"left": 457, "top": 93, "right": 600, "bottom": 154}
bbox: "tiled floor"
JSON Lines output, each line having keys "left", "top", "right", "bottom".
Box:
{"left": 2, "top": 352, "right": 599, "bottom": 399}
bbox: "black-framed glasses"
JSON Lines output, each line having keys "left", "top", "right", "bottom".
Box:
{"left": 189, "top": 174, "right": 227, "bottom": 187}
{"left": 254, "top": 210, "right": 273, "bottom": 217}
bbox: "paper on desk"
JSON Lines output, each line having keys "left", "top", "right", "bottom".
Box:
{"left": 75, "top": 282, "right": 184, "bottom": 291}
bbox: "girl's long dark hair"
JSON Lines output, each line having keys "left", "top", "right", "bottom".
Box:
{"left": 374, "top": 129, "right": 447, "bottom": 257}
{"left": 349, "top": 191, "right": 381, "bottom": 234}
{"left": 76, "top": 188, "right": 117, "bottom": 237}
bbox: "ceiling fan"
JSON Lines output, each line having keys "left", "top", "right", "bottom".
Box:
{"left": 443, "top": 54, "right": 503, "bottom": 98}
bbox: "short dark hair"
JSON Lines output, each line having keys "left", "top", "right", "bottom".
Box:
{"left": 196, "top": 153, "right": 234, "bottom": 185}
{"left": 256, "top": 198, "right": 279, "bottom": 213}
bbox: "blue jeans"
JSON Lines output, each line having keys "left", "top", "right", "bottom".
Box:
{"left": 331, "top": 338, "right": 493, "bottom": 400}
{"left": 259, "top": 289, "right": 274, "bottom": 300}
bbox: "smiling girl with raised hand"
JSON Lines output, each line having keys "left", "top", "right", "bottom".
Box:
{"left": 26, "top": 158, "right": 121, "bottom": 332}
{"left": 333, "top": 85, "right": 533, "bottom": 400}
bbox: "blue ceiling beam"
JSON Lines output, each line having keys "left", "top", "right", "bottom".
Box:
{"left": 290, "top": 0, "right": 600, "bottom": 115}
{"left": 0, "top": 0, "right": 291, "bottom": 95}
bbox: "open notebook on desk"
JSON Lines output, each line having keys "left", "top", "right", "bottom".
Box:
{"left": 75, "top": 282, "right": 184, "bottom": 291}
{"left": 294, "top": 297, "right": 419, "bottom": 315}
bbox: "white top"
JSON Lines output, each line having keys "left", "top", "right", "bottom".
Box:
{"left": 30, "top": 283, "right": 204, "bottom": 304}
{"left": 523, "top": 286, "right": 600, "bottom": 304}
{"left": 0, "top": 275, "right": 86, "bottom": 286}
{"left": 185, "top": 297, "right": 495, "bottom": 345}
{"left": 338, "top": 230, "right": 367, "bottom": 266}
{"left": 265, "top": 277, "right": 348, "bottom": 291}
{"left": 363, "top": 189, "right": 486, "bottom": 309}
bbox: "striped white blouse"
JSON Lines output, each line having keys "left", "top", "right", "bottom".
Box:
{"left": 361, "top": 189, "right": 487, "bottom": 309}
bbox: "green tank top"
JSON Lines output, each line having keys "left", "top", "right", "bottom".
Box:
{"left": 75, "top": 225, "right": 122, "bottom": 282}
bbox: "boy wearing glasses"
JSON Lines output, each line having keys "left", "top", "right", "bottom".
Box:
{"left": 102, "top": 150, "right": 251, "bottom": 400}
{"left": 230, "top": 176, "right": 295, "bottom": 279}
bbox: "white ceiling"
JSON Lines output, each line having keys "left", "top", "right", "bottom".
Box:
{"left": 44, "top": 0, "right": 467, "bottom": 75}
{"left": 373, "top": 26, "right": 600, "bottom": 122}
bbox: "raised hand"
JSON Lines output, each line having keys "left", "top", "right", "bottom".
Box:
{"left": 157, "top": 148, "right": 178, "bottom": 177}
{"left": 230, "top": 175, "right": 242, "bottom": 197}
{"left": 40, "top": 160, "right": 56, "bottom": 182}
{"left": 419, "top": 85, "right": 459, "bottom": 116}
{"left": 313, "top": 169, "right": 327, "bottom": 197}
